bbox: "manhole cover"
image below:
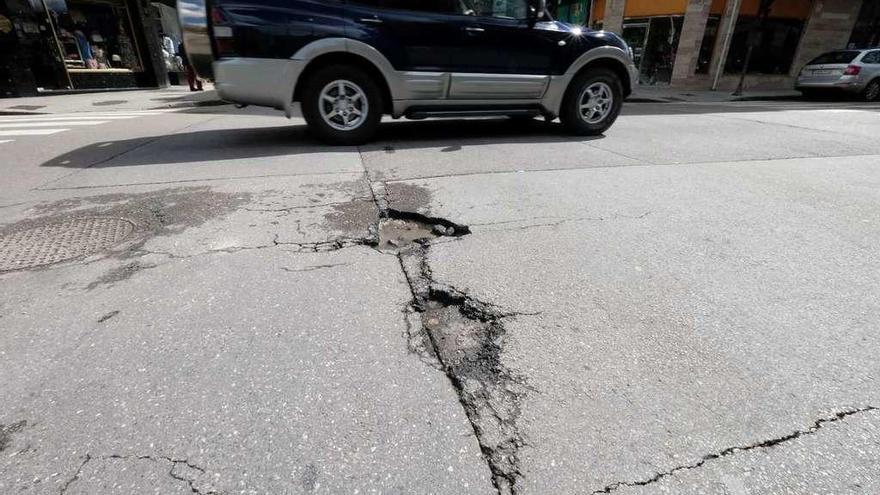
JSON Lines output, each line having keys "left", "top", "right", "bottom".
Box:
{"left": 0, "top": 217, "right": 135, "bottom": 271}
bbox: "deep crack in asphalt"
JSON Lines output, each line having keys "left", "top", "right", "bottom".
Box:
{"left": 379, "top": 207, "right": 528, "bottom": 495}
{"left": 591, "top": 406, "right": 879, "bottom": 494}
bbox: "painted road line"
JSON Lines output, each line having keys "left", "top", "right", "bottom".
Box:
{"left": 0, "top": 139, "right": 12, "bottom": 144}
{"left": 0, "top": 121, "right": 110, "bottom": 128}
{"left": 0, "top": 116, "right": 139, "bottom": 123}
{"left": 0, "top": 128, "right": 69, "bottom": 136}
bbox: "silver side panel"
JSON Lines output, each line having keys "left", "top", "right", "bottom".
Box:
{"left": 448, "top": 74, "right": 549, "bottom": 100}
{"left": 177, "top": 0, "right": 214, "bottom": 79}
{"left": 391, "top": 99, "right": 543, "bottom": 116}
{"left": 400, "top": 72, "right": 448, "bottom": 99}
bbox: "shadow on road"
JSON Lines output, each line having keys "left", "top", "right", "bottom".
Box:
{"left": 40, "top": 118, "right": 602, "bottom": 169}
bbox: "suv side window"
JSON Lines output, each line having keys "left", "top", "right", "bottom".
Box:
{"left": 365, "top": 0, "right": 462, "bottom": 14}
{"left": 862, "top": 51, "right": 880, "bottom": 64}
{"left": 465, "top": 0, "right": 528, "bottom": 19}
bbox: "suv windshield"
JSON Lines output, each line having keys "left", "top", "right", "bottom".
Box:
{"left": 808, "top": 51, "right": 860, "bottom": 65}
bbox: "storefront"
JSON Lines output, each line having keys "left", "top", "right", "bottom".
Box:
{"left": 589, "top": 0, "right": 871, "bottom": 90}
{"left": 0, "top": 0, "right": 169, "bottom": 97}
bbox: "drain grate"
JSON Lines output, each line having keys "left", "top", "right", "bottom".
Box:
{"left": 0, "top": 217, "right": 135, "bottom": 271}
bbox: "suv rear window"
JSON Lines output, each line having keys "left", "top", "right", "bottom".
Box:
{"left": 808, "top": 51, "right": 860, "bottom": 65}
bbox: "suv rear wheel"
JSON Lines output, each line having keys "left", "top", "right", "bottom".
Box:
{"left": 559, "top": 68, "right": 623, "bottom": 136}
{"left": 301, "top": 65, "right": 383, "bottom": 145}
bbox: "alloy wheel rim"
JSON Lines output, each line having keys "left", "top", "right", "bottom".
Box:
{"left": 868, "top": 82, "right": 880, "bottom": 101}
{"left": 319, "top": 80, "right": 368, "bottom": 131}
{"left": 578, "top": 82, "right": 613, "bottom": 124}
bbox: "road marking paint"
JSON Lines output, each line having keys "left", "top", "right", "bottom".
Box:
{"left": 0, "top": 128, "right": 69, "bottom": 136}
{"left": 0, "top": 121, "right": 110, "bottom": 128}
{"left": 0, "top": 116, "right": 138, "bottom": 123}
{"left": 0, "top": 139, "right": 12, "bottom": 144}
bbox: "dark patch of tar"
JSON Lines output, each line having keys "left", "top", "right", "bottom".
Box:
{"left": 385, "top": 183, "right": 432, "bottom": 214}
{"left": 3, "top": 187, "right": 251, "bottom": 283}
{"left": 301, "top": 464, "right": 319, "bottom": 493}
{"left": 86, "top": 261, "right": 156, "bottom": 290}
{"left": 92, "top": 100, "right": 128, "bottom": 106}
{"left": 19, "top": 187, "right": 251, "bottom": 237}
{"left": 0, "top": 421, "right": 27, "bottom": 453}
{"left": 98, "top": 310, "right": 120, "bottom": 323}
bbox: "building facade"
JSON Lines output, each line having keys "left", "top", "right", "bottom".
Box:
{"left": 0, "top": 0, "right": 177, "bottom": 97}
{"left": 586, "top": 0, "right": 878, "bottom": 90}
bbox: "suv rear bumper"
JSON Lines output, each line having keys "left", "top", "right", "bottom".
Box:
{"left": 214, "top": 58, "right": 304, "bottom": 117}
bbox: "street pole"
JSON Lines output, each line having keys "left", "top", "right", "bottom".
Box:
{"left": 711, "top": 0, "right": 741, "bottom": 91}
{"left": 733, "top": 0, "right": 774, "bottom": 96}
{"left": 732, "top": 40, "right": 754, "bottom": 96}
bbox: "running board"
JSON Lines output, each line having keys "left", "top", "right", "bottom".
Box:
{"left": 405, "top": 107, "right": 542, "bottom": 120}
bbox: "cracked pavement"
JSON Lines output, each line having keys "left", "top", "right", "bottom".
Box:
{"left": 3, "top": 99, "right": 880, "bottom": 493}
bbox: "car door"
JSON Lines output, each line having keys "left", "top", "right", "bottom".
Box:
{"left": 447, "top": 0, "right": 556, "bottom": 99}
{"left": 344, "top": 0, "right": 473, "bottom": 72}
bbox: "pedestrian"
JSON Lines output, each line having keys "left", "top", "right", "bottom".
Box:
{"left": 178, "top": 41, "right": 203, "bottom": 91}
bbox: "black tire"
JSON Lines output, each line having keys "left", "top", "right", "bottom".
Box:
{"left": 559, "top": 68, "right": 623, "bottom": 136}
{"left": 300, "top": 65, "right": 383, "bottom": 145}
{"left": 800, "top": 89, "right": 823, "bottom": 100}
{"left": 863, "top": 79, "right": 880, "bottom": 102}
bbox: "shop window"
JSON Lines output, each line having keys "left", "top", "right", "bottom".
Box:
{"left": 724, "top": 16, "right": 805, "bottom": 75}
{"left": 695, "top": 15, "right": 719, "bottom": 74}
{"left": 621, "top": 19, "right": 649, "bottom": 68}
{"left": 38, "top": 0, "right": 142, "bottom": 73}
{"left": 638, "top": 16, "right": 683, "bottom": 85}
{"left": 848, "top": 0, "right": 880, "bottom": 49}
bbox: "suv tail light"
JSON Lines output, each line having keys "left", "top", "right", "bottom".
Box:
{"left": 844, "top": 65, "right": 861, "bottom": 76}
{"left": 211, "top": 7, "right": 237, "bottom": 57}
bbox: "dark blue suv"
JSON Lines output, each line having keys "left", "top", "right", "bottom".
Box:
{"left": 178, "top": 0, "right": 637, "bottom": 144}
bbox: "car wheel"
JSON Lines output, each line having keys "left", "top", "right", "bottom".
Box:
{"left": 301, "top": 65, "right": 383, "bottom": 145}
{"left": 800, "top": 89, "right": 823, "bottom": 100}
{"left": 559, "top": 68, "right": 623, "bottom": 136}
{"left": 863, "top": 79, "right": 880, "bottom": 102}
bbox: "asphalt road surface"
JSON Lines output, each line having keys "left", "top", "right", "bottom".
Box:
{"left": 2, "top": 97, "right": 879, "bottom": 495}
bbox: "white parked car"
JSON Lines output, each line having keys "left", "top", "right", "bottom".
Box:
{"left": 796, "top": 49, "right": 880, "bottom": 102}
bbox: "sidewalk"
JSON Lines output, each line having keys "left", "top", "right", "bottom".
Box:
{"left": 0, "top": 84, "right": 226, "bottom": 114}
{"left": 628, "top": 84, "right": 802, "bottom": 103}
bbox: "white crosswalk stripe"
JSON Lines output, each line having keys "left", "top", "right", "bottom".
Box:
{"left": 0, "top": 116, "right": 139, "bottom": 123}
{"left": 0, "top": 110, "right": 177, "bottom": 142}
{"left": 0, "top": 128, "right": 69, "bottom": 136}
{"left": 0, "top": 121, "right": 110, "bottom": 128}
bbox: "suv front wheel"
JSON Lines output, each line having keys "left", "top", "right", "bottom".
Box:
{"left": 301, "top": 65, "right": 383, "bottom": 145}
{"left": 559, "top": 68, "right": 623, "bottom": 136}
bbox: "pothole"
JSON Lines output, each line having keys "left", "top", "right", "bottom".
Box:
{"left": 378, "top": 210, "right": 470, "bottom": 252}
{"left": 0, "top": 217, "right": 135, "bottom": 271}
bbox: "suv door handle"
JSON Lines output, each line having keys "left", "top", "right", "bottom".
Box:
{"left": 463, "top": 26, "right": 485, "bottom": 32}
{"left": 358, "top": 17, "right": 383, "bottom": 24}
